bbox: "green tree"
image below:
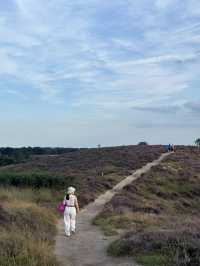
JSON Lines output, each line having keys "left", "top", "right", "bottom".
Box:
{"left": 138, "top": 141, "right": 148, "bottom": 146}
{"left": 195, "top": 138, "right": 200, "bottom": 147}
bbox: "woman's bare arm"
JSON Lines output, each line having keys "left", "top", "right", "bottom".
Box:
{"left": 63, "top": 196, "right": 66, "bottom": 205}
{"left": 75, "top": 197, "right": 80, "bottom": 213}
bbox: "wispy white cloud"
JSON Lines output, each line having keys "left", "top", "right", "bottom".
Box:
{"left": 0, "top": 0, "right": 199, "bottom": 106}
{"left": 132, "top": 105, "right": 180, "bottom": 114}
{"left": 185, "top": 101, "right": 200, "bottom": 112}
{"left": 0, "top": 0, "right": 200, "bottom": 145}
{"left": 155, "top": 0, "right": 174, "bottom": 9}
{"left": 0, "top": 48, "right": 18, "bottom": 75}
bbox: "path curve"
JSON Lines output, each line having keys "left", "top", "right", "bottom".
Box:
{"left": 55, "top": 152, "right": 172, "bottom": 266}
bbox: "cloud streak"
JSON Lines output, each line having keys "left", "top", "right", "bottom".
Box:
{"left": 132, "top": 105, "right": 180, "bottom": 114}
{"left": 185, "top": 101, "right": 200, "bottom": 112}
{"left": 0, "top": 0, "right": 200, "bottom": 145}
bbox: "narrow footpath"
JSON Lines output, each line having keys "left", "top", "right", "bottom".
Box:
{"left": 55, "top": 152, "right": 172, "bottom": 266}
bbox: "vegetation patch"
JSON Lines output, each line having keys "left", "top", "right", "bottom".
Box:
{"left": 0, "top": 230, "right": 59, "bottom": 266}
{"left": 94, "top": 147, "right": 200, "bottom": 265}
{"left": 0, "top": 187, "right": 60, "bottom": 266}
{"left": 135, "top": 254, "right": 169, "bottom": 266}
{"left": 0, "top": 145, "right": 164, "bottom": 207}
{"left": 0, "top": 171, "right": 73, "bottom": 188}
{"left": 0, "top": 147, "right": 78, "bottom": 166}
{"left": 0, "top": 145, "right": 165, "bottom": 265}
{"left": 108, "top": 230, "right": 200, "bottom": 266}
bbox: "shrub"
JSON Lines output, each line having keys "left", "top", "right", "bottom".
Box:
{"left": 138, "top": 142, "right": 148, "bottom": 146}
{"left": 108, "top": 231, "right": 200, "bottom": 266}
{"left": 0, "top": 172, "right": 73, "bottom": 188}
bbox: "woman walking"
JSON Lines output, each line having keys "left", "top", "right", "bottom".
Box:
{"left": 63, "top": 186, "right": 80, "bottom": 237}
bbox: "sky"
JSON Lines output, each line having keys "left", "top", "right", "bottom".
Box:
{"left": 0, "top": 0, "right": 200, "bottom": 147}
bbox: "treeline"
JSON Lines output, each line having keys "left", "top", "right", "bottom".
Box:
{"left": 0, "top": 171, "right": 73, "bottom": 188}
{"left": 0, "top": 147, "right": 78, "bottom": 167}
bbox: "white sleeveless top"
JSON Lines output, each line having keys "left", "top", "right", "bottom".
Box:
{"left": 63, "top": 194, "right": 77, "bottom": 207}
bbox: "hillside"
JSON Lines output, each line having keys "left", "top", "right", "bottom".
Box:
{"left": 0, "top": 145, "right": 164, "bottom": 266}
{"left": 0, "top": 147, "right": 78, "bottom": 167}
{"left": 94, "top": 146, "right": 200, "bottom": 266}
{"left": 0, "top": 145, "right": 164, "bottom": 207}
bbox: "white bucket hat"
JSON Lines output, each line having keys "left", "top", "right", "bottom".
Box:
{"left": 67, "top": 186, "right": 76, "bottom": 194}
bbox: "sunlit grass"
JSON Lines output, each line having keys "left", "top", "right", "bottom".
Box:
{"left": 0, "top": 187, "right": 61, "bottom": 266}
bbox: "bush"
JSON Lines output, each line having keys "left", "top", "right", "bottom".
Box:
{"left": 0, "top": 156, "right": 18, "bottom": 166}
{"left": 107, "top": 231, "right": 200, "bottom": 266}
{"left": 0, "top": 172, "right": 73, "bottom": 188}
{"left": 138, "top": 142, "right": 148, "bottom": 145}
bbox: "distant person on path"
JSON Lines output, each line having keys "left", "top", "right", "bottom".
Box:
{"left": 63, "top": 186, "right": 80, "bottom": 237}
{"left": 166, "top": 144, "right": 175, "bottom": 152}
{"left": 168, "top": 144, "right": 171, "bottom": 152}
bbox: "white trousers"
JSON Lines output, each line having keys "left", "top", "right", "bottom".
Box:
{"left": 64, "top": 207, "right": 76, "bottom": 236}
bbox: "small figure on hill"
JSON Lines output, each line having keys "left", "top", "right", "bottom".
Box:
{"left": 167, "top": 144, "right": 171, "bottom": 152}
{"left": 195, "top": 138, "right": 200, "bottom": 148}
{"left": 166, "top": 144, "right": 175, "bottom": 152}
{"left": 63, "top": 186, "right": 80, "bottom": 237}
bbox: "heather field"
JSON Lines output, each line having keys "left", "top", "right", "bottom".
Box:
{"left": 0, "top": 145, "right": 164, "bottom": 207}
{"left": 0, "top": 145, "right": 164, "bottom": 266}
{"left": 1, "top": 0, "right": 199, "bottom": 265}
{"left": 94, "top": 146, "right": 200, "bottom": 266}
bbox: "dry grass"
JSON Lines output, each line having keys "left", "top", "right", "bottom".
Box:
{"left": 0, "top": 187, "right": 60, "bottom": 266}
{"left": 0, "top": 229, "right": 59, "bottom": 266}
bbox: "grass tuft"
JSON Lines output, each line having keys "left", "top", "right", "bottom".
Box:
{"left": 0, "top": 187, "right": 60, "bottom": 266}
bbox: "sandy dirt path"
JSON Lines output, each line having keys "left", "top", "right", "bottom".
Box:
{"left": 55, "top": 152, "right": 172, "bottom": 266}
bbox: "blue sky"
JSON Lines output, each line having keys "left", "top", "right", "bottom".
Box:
{"left": 0, "top": 0, "right": 200, "bottom": 147}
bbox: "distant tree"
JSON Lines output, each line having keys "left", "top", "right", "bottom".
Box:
{"left": 138, "top": 141, "right": 148, "bottom": 146}
{"left": 195, "top": 138, "right": 200, "bottom": 148}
